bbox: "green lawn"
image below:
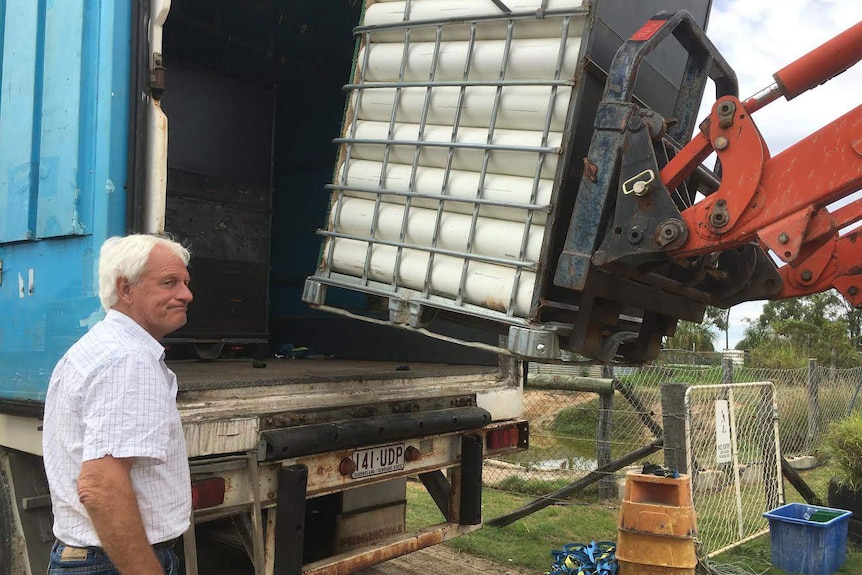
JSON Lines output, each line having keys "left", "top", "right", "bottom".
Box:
{"left": 405, "top": 464, "right": 861, "bottom": 574}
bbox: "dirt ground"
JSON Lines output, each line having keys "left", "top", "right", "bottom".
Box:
{"left": 357, "top": 544, "right": 542, "bottom": 575}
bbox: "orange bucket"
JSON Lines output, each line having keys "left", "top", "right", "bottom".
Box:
{"left": 615, "top": 529, "right": 697, "bottom": 569}
{"left": 618, "top": 500, "right": 696, "bottom": 537}
{"left": 623, "top": 472, "right": 693, "bottom": 507}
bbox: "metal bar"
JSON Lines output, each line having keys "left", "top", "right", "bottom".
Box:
{"left": 424, "top": 22, "right": 479, "bottom": 299}
{"left": 264, "top": 510, "right": 276, "bottom": 575}
{"left": 459, "top": 434, "right": 483, "bottom": 525}
{"left": 20, "top": 494, "right": 51, "bottom": 510}
{"left": 507, "top": 14, "right": 570, "bottom": 316}
{"left": 759, "top": 385, "right": 781, "bottom": 511}
{"left": 365, "top": 8, "right": 414, "bottom": 286}
{"left": 318, "top": 230, "right": 539, "bottom": 269}
{"left": 309, "top": 273, "right": 544, "bottom": 327}
{"left": 327, "top": 184, "right": 550, "bottom": 211}
{"left": 183, "top": 519, "right": 199, "bottom": 575}
{"left": 706, "top": 530, "right": 770, "bottom": 559}
{"left": 333, "top": 137, "right": 559, "bottom": 154}
{"left": 353, "top": 7, "right": 588, "bottom": 34}
{"left": 273, "top": 465, "right": 308, "bottom": 575}
{"left": 344, "top": 79, "right": 574, "bottom": 89}
{"left": 248, "top": 453, "right": 265, "bottom": 575}
{"left": 327, "top": 30, "right": 373, "bottom": 279}
{"left": 457, "top": 19, "right": 516, "bottom": 306}
{"left": 310, "top": 302, "right": 517, "bottom": 356}
{"left": 486, "top": 438, "right": 664, "bottom": 528}
{"left": 727, "top": 387, "right": 745, "bottom": 539}
{"left": 393, "top": 23, "right": 445, "bottom": 291}
{"left": 770, "top": 384, "right": 785, "bottom": 506}
{"left": 528, "top": 375, "right": 614, "bottom": 394}
{"left": 419, "top": 470, "right": 452, "bottom": 519}
{"left": 301, "top": 522, "right": 482, "bottom": 575}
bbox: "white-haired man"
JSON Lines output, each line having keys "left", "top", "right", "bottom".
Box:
{"left": 43, "top": 234, "right": 194, "bottom": 575}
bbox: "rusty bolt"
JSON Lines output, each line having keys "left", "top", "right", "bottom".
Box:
{"left": 714, "top": 136, "right": 729, "bottom": 150}
{"left": 267, "top": 491, "right": 276, "bottom": 500}
{"left": 778, "top": 233, "right": 789, "bottom": 244}
{"left": 801, "top": 270, "right": 813, "bottom": 281}
{"left": 405, "top": 446, "right": 422, "bottom": 462}
{"left": 717, "top": 101, "right": 734, "bottom": 115}
{"left": 339, "top": 457, "right": 357, "bottom": 476}
{"left": 849, "top": 286, "right": 859, "bottom": 296}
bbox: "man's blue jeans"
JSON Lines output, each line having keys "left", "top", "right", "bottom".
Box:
{"left": 48, "top": 540, "right": 180, "bottom": 574}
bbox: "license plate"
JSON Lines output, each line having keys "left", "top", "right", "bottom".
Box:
{"left": 352, "top": 443, "right": 406, "bottom": 479}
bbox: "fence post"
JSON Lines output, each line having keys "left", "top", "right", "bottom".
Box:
{"left": 722, "top": 357, "right": 733, "bottom": 386}
{"left": 760, "top": 384, "right": 782, "bottom": 511}
{"left": 806, "top": 358, "right": 819, "bottom": 453}
{"left": 598, "top": 364, "right": 614, "bottom": 498}
{"left": 661, "top": 383, "right": 690, "bottom": 474}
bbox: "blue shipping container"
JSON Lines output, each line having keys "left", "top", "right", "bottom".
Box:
{"left": 0, "top": 1, "right": 133, "bottom": 401}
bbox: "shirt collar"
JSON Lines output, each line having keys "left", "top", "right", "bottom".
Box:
{"left": 105, "top": 309, "right": 166, "bottom": 360}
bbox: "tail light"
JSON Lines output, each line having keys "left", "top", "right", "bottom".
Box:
{"left": 191, "top": 477, "right": 226, "bottom": 509}
{"left": 486, "top": 422, "right": 528, "bottom": 450}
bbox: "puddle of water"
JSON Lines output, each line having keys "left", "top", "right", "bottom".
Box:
{"left": 531, "top": 456, "right": 598, "bottom": 471}
{"left": 497, "top": 437, "right": 599, "bottom": 472}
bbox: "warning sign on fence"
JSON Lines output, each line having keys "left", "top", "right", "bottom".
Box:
{"left": 715, "top": 400, "right": 732, "bottom": 464}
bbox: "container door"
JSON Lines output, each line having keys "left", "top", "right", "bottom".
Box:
{"left": 0, "top": 1, "right": 134, "bottom": 401}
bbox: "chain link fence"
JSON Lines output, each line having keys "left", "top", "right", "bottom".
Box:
{"left": 482, "top": 351, "right": 862, "bottom": 554}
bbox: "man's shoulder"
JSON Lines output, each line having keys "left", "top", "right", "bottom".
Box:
{"left": 65, "top": 319, "right": 151, "bottom": 370}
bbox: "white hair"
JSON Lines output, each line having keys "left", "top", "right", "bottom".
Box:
{"left": 98, "top": 234, "right": 191, "bottom": 310}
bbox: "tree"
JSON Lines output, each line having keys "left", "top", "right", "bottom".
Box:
{"left": 704, "top": 306, "right": 730, "bottom": 350}
{"left": 666, "top": 320, "right": 717, "bottom": 352}
{"left": 737, "top": 291, "right": 862, "bottom": 368}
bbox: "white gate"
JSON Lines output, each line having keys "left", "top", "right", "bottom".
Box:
{"left": 685, "top": 382, "right": 784, "bottom": 556}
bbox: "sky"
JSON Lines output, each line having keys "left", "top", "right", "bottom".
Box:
{"left": 695, "top": 0, "right": 861, "bottom": 349}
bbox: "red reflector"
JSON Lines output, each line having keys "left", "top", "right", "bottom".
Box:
{"left": 487, "top": 427, "right": 519, "bottom": 449}
{"left": 191, "top": 477, "right": 226, "bottom": 510}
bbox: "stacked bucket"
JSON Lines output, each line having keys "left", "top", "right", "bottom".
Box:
{"left": 616, "top": 471, "right": 698, "bottom": 575}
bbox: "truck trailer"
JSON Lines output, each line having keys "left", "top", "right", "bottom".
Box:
{"left": 3, "top": 0, "right": 861, "bottom": 574}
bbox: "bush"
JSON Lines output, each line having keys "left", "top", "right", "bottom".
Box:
{"left": 823, "top": 414, "right": 862, "bottom": 491}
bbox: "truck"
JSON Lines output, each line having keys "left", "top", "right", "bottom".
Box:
{"left": 2, "top": 0, "right": 860, "bottom": 574}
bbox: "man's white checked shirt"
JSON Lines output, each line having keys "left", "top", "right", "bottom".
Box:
{"left": 43, "top": 310, "right": 191, "bottom": 547}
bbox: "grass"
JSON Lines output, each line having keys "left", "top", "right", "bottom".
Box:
{"left": 405, "top": 481, "right": 618, "bottom": 570}
{"left": 404, "top": 463, "right": 862, "bottom": 574}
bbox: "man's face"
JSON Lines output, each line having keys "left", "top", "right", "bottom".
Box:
{"left": 118, "top": 244, "right": 193, "bottom": 340}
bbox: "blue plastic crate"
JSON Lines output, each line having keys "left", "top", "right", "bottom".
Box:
{"left": 763, "top": 503, "right": 853, "bottom": 575}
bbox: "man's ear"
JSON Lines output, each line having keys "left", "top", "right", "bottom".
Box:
{"left": 116, "top": 277, "right": 134, "bottom": 304}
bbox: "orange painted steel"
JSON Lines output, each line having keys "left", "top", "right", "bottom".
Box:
{"left": 773, "top": 20, "right": 862, "bottom": 100}
{"left": 652, "top": 19, "right": 862, "bottom": 310}
{"left": 776, "top": 229, "right": 862, "bottom": 307}
{"left": 667, "top": 103, "right": 862, "bottom": 259}
{"left": 660, "top": 22, "right": 862, "bottom": 292}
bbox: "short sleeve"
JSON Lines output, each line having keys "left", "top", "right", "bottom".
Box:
{"left": 80, "top": 352, "right": 171, "bottom": 464}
